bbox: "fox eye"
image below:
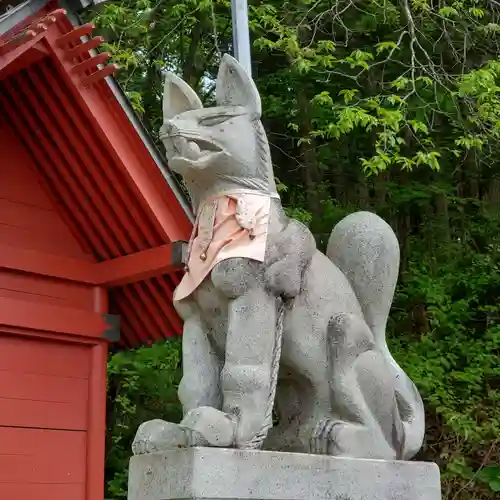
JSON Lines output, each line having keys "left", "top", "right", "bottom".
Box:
{"left": 199, "top": 115, "right": 229, "bottom": 127}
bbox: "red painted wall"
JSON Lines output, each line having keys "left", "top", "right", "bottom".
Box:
{"left": 0, "top": 118, "right": 96, "bottom": 308}
{"left": 0, "top": 5, "right": 192, "bottom": 497}
{"left": 0, "top": 337, "right": 90, "bottom": 500}
{"left": 0, "top": 116, "right": 108, "bottom": 500}
{"left": 0, "top": 118, "right": 93, "bottom": 260}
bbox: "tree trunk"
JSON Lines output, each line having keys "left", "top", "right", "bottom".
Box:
{"left": 183, "top": 18, "right": 203, "bottom": 89}
{"left": 357, "top": 171, "right": 370, "bottom": 209}
{"left": 485, "top": 177, "right": 500, "bottom": 212}
{"left": 434, "top": 190, "right": 451, "bottom": 242}
{"left": 297, "top": 90, "right": 323, "bottom": 222}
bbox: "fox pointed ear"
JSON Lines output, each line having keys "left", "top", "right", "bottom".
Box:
{"left": 163, "top": 72, "right": 203, "bottom": 120}
{"left": 215, "top": 54, "right": 261, "bottom": 119}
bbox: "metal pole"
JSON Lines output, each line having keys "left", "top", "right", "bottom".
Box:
{"left": 231, "top": 0, "right": 252, "bottom": 76}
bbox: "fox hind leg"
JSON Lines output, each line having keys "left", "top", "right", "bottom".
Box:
{"left": 314, "top": 313, "right": 404, "bottom": 460}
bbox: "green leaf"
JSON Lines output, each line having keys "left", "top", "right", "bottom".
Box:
{"left": 439, "top": 6, "right": 459, "bottom": 18}
{"left": 409, "top": 120, "right": 429, "bottom": 135}
{"left": 470, "top": 8, "right": 485, "bottom": 19}
{"left": 375, "top": 41, "right": 399, "bottom": 54}
{"left": 338, "top": 89, "right": 359, "bottom": 104}
{"left": 392, "top": 77, "right": 410, "bottom": 90}
{"left": 477, "top": 466, "right": 500, "bottom": 491}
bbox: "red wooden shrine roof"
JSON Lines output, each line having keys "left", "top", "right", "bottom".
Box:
{"left": 0, "top": 0, "right": 194, "bottom": 348}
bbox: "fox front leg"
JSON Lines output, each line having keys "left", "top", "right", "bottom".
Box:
{"left": 132, "top": 302, "right": 222, "bottom": 454}
{"left": 176, "top": 306, "right": 243, "bottom": 448}
{"left": 211, "top": 258, "right": 277, "bottom": 447}
{"left": 175, "top": 299, "right": 222, "bottom": 413}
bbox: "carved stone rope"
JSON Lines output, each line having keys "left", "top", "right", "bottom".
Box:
{"left": 244, "top": 296, "right": 286, "bottom": 449}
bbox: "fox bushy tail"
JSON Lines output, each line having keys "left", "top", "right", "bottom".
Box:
{"left": 326, "top": 211, "right": 425, "bottom": 460}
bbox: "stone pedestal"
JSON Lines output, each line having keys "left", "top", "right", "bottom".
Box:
{"left": 128, "top": 447, "right": 441, "bottom": 500}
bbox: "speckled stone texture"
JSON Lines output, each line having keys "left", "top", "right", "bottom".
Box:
{"left": 128, "top": 447, "right": 442, "bottom": 500}
{"left": 133, "top": 53, "right": 429, "bottom": 462}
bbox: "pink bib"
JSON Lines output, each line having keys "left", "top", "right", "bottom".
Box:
{"left": 173, "top": 194, "right": 271, "bottom": 302}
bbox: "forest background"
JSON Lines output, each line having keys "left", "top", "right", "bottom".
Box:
{"left": 85, "top": 1, "right": 500, "bottom": 499}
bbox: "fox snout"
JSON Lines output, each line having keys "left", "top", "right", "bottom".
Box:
{"left": 160, "top": 120, "right": 180, "bottom": 138}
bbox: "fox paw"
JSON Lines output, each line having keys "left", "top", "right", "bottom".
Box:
{"left": 180, "top": 406, "right": 236, "bottom": 447}
{"left": 132, "top": 419, "right": 188, "bottom": 455}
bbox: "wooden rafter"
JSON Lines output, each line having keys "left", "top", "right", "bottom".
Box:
{"left": 0, "top": 241, "right": 186, "bottom": 286}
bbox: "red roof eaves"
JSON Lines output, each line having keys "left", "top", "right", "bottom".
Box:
{"left": 0, "top": 4, "right": 192, "bottom": 347}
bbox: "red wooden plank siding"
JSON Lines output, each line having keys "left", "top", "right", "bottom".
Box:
{"left": 0, "top": 335, "right": 90, "bottom": 377}
{"left": 0, "top": 4, "right": 196, "bottom": 500}
{"left": 0, "top": 271, "right": 95, "bottom": 310}
{"left": 0, "top": 372, "right": 89, "bottom": 430}
{"left": 0, "top": 1, "right": 193, "bottom": 348}
{"left": 0, "top": 426, "right": 86, "bottom": 500}
{"left": 0, "top": 335, "right": 90, "bottom": 430}
{"left": 0, "top": 65, "right": 185, "bottom": 346}
{"left": 0, "top": 120, "right": 93, "bottom": 261}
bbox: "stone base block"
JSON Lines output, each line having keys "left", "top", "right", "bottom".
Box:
{"left": 128, "top": 447, "right": 441, "bottom": 500}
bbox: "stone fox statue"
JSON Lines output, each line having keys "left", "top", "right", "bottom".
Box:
{"left": 132, "top": 54, "right": 425, "bottom": 461}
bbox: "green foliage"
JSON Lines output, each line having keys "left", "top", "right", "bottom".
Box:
{"left": 478, "top": 466, "right": 500, "bottom": 492}
{"left": 385, "top": 201, "right": 500, "bottom": 498}
{"left": 91, "top": 1, "right": 500, "bottom": 498}
{"left": 105, "top": 341, "right": 182, "bottom": 498}
{"left": 391, "top": 252, "right": 500, "bottom": 441}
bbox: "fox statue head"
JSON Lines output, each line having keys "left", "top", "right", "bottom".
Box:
{"left": 159, "top": 54, "right": 278, "bottom": 211}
